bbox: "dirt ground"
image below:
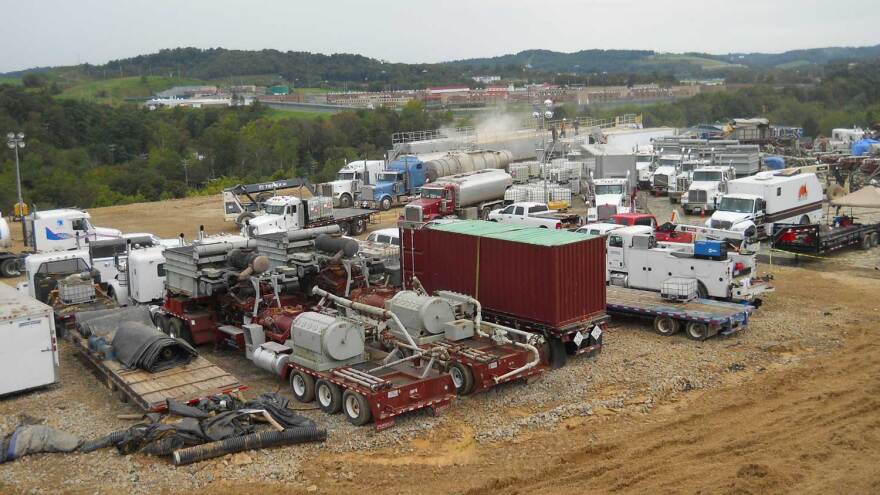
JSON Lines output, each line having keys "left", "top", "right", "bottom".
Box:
{"left": 1, "top": 193, "right": 879, "bottom": 494}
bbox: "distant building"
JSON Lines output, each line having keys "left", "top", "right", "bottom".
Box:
{"left": 268, "top": 85, "right": 290, "bottom": 95}
{"left": 144, "top": 96, "right": 248, "bottom": 110}
{"left": 472, "top": 75, "right": 501, "bottom": 84}
{"left": 155, "top": 85, "right": 220, "bottom": 99}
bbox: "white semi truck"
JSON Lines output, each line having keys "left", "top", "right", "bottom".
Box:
{"left": 605, "top": 226, "right": 772, "bottom": 303}
{"left": 707, "top": 171, "right": 824, "bottom": 238}
{"left": 587, "top": 176, "right": 633, "bottom": 222}
{"left": 317, "top": 160, "right": 386, "bottom": 208}
{"left": 24, "top": 208, "right": 122, "bottom": 252}
{"left": 243, "top": 196, "right": 374, "bottom": 237}
{"left": 681, "top": 165, "right": 736, "bottom": 214}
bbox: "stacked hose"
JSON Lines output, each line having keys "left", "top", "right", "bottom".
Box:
{"left": 172, "top": 426, "right": 327, "bottom": 466}
{"left": 112, "top": 322, "right": 198, "bottom": 373}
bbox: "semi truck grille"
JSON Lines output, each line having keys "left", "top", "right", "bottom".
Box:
{"left": 711, "top": 219, "right": 732, "bottom": 229}
{"left": 597, "top": 204, "right": 617, "bottom": 220}
{"left": 654, "top": 174, "right": 668, "bottom": 187}
{"left": 319, "top": 184, "right": 333, "bottom": 197}
{"left": 404, "top": 205, "right": 423, "bottom": 222}
{"left": 688, "top": 190, "right": 707, "bottom": 203}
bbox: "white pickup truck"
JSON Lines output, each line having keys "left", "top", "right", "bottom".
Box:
{"left": 487, "top": 202, "right": 581, "bottom": 229}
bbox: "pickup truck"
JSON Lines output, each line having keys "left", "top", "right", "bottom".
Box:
{"left": 488, "top": 202, "right": 581, "bottom": 229}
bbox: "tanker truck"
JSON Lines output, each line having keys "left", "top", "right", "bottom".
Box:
{"left": 401, "top": 169, "right": 513, "bottom": 224}
{"left": 360, "top": 150, "right": 513, "bottom": 211}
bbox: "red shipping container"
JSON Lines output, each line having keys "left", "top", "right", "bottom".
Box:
{"left": 400, "top": 221, "right": 606, "bottom": 332}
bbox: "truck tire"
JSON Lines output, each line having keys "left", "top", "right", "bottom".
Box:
{"left": 315, "top": 380, "right": 343, "bottom": 414}
{"left": 685, "top": 322, "right": 709, "bottom": 341}
{"left": 339, "top": 194, "right": 353, "bottom": 209}
{"left": 379, "top": 197, "right": 392, "bottom": 211}
{"left": 169, "top": 317, "right": 193, "bottom": 345}
{"left": 870, "top": 232, "right": 879, "bottom": 248}
{"left": 342, "top": 390, "right": 372, "bottom": 426}
{"left": 352, "top": 218, "right": 367, "bottom": 235}
{"left": 799, "top": 215, "right": 810, "bottom": 225}
{"left": 861, "top": 234, "right": 872, "bottom": 250}
{"left": 653, "top": 316, "right": 680, "bottom": 336}
{"left": 290, "top": 371, "right": 316, "bottom": 403}
{"left": 337, "top": 221, "right": 351, "bottom": 236}
{"left": 547, "top": 338, "right": 567, "bottom": 369}
{"left": 236, "top": 212, "right": 256, "bottom": 228}
{"left": 0, "top": 258, "right": 20, "bottom": 277}
{"left": 697, "top": 282, "right": 709, "bottom": 300}
{"left": 449, "top": 362, "right": 474, "bottom": 395}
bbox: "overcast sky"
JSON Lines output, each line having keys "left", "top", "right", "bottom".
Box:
{"left": 2, "top": 0, "right": 878, "bottom": 73}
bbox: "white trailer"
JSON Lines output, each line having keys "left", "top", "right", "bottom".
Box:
{"left": 0, "top": 283, "right": 59, "bottom": 395}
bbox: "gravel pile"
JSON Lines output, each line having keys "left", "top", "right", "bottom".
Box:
{"left": 0, "top": 266, "right": 855, "bottom": 493}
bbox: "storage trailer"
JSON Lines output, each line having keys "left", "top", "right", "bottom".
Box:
{"left": 0, "top": 283, "right": 60, "bottom": 395}
{"left": 400, "top": 220, "right": 608, "bottom": 368}
{"left": 772, "top": 220, "right": 880, "bottom": 255}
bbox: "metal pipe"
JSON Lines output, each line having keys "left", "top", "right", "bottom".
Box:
{"left": 331, "top": 370, "right": 378, "bottom": 390}
{"left": 493, "top": 341, "right": 541, "bottom": 384}
{"left": 286, "top": 224, "right": 341, "bottom": 241}
{"left": 172, "top": 427, "right": 326, "bottom": 466}
{"left": 311, "top": 286, "right": 419, "bottom": 350}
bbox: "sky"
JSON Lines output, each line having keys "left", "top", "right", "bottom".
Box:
{"left": 1, "top": 0, "right": 878, "bottom": 73}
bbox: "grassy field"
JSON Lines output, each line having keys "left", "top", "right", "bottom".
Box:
{"left": 0, "top": 76, "right": 21, "bottom": 85}
{"left": 56, "top": 76, "right": 204, "bottom": 105}
{"left": 265, "top": 108, "right": 328, "bottom": 120}
{"left": 640, "top": 53, "right": 746, "bottom": 71}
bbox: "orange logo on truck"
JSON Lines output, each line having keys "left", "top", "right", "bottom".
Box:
{"left": 798, "top": 184, "right": 808, "bottom": 199}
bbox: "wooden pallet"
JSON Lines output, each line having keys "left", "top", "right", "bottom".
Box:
{"left": 72, "top": 334, "right": 244, "bottom": 412}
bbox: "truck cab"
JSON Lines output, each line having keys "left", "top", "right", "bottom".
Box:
{"left": 587, "top": 178, "right": 632, "bottom": 222}
{"left": 403, "top": 185, "right": 453, "bottom": 223}
{"left": 25, "top": 209, "right": 122, "bottom": 252}
{"left": 635, "top": 148, "right": 654, "bottom": 189}
{"left": 682, "top": 166, "right": 735, "bottom": 214}
{"left": 651, "top": 154, "right": 682, "bottom": 194}
{"left": 360, "top": 156, "right": 427, "bottom": 210}
{"left": 245, "top": 195, "right": 333, "bottom": 236}
{"left": 318, "top": 160, "right": 385, "bottom": 208}
{"left": 609, "top": 213, "right": 695, "bottom": 244}
{"left": 669, "top": 159, "right": 708, "bottom": 204}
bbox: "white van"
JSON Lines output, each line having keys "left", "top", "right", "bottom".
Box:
{"left": 707, "top": 172, "right": 823, "bottom": 237}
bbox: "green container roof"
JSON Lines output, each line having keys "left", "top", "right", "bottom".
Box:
{"left": 429, "top": 220, "right": 596, "bottom": 246}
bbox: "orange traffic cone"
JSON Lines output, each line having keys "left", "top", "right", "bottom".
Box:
{"left": 700, "top": 209, "right": 705, "bottom": 219}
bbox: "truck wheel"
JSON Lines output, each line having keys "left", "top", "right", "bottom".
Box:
{"left": 379, "top": 197, "right": 392, "bottom": 211}
{"left": 290, "top": 371, "right": 316, "bottom": 403}
{"left": 353, "top": 218, "right": 367, "bottom": 235}
{"left": 342, "top": 390, "right": 372, "bottom": 426}
{"left": 547, "top": 338, "right": 567, "bottom": 369}
{"left": 169, "top": 317, "right": 193, "bottom": 345}
{"left": 697, "top": 282, "right": 709, "bottom": 300}
{"left": 653, "top": 316, "right": 680, "bottom": 336}
{"left": 686, "top": 322, "right": 709, "bottom": 341}
{"left": 449, "top": 362, "right": 474, "bottom": 395}
{"left": 799, "top": 215, "right": 810, "bottom": 225}
{"left": 0, "top": 258, "right": 20, "bottom": 277}
{"left": 338, "top": 221, "right": 351, "bottom": 236}
{"left": 236, "top": 212, "right": 255, "bottom": 227}
{"left": 861, "top": 234, "right": 872, "bottom": 250}
{"left": 870, "top": 232, "right": 879, "bottom": 248}
{"left": 315, "top": 380, "right": 343, "bottom": 414}
{"left": 339, "top": 194, "right": 353, "bottom": 209}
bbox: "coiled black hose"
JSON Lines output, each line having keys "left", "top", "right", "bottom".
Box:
{"left": 79, "top": 430, "right": 127, "bottom": 453}
{"left": 172, "top": 427, "right": 327, "bottom": 466}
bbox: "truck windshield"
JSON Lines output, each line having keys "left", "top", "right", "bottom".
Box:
{"left": 718, "top": 197, "right": 754, "bottom": 213}
{"left": 338, "top": 172, "right": 356, "bottom": 181}
{"left": 264, "top": 204, "right": 286, "bottom": 215}
{"left": 378, "top": 173, "right": 400, "bottom": 182}
{"left": 659, "top": 158, "right": 679, "bottom": 167}
{"left": 693, "top": 171, "right": 722, "bottom": 181}
{"left": 422, "top": 188, "right": 443, "bottom": 199}
{"left": 595, "top": 184, "right": 624, "bottom": 195}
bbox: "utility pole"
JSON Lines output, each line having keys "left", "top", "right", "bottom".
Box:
{"left": 182, "top": 159, "right": 189, "bottom": 188}
{"left": 6, "top": 132, "right": 25, "bottom": 219}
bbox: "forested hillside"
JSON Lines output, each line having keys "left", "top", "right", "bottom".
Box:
{"left": 0, "top": 85, "right": 450, "bottom": 210}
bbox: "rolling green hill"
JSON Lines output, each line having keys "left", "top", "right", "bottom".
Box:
{"left": 56, "top": 75, "right": 204, "bottom": 105}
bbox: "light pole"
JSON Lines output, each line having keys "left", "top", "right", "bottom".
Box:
{"left": 533, "top": 100, "right": 554, "bottom": 203}
{"left": 6, "top": 132, "right": 25, "bottom": 219}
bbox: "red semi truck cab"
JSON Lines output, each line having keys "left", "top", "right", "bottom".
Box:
{"left": 610, "top": 213, "right": 694, "bottom": 244}
{"left": 401, "top": 184, "right": 454, "bottom": 223}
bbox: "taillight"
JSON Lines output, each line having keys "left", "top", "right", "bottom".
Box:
{"left": 735, "top": 262, "right": 745, "bottom": 272}
{"left": 556, "top": 223, "right": 562, "bottom": 229}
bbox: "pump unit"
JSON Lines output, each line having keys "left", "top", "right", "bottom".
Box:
{"left": 290, "top": 312, "right": 366, "bottom": 371}
{"left": 386, "top": 291, "right": 456, "bottom": 342}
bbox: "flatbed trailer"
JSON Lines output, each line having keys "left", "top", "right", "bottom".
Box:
{"left": 70, "top": 332, "right": 245, "bottom": 412}
{"left": 50, "top": 286, "right": 118, "bottom": 336}
{"left": 772, "top": 221, "right": 880, "bottom": 255}
{"left": 427, "top": 336, "right": 546, "bottom": 395}
{"left": 284, "top": 354, "right": 455, "bottom": 431}
{"left": 606, "top": 285, "right": 753, "bottom": 341}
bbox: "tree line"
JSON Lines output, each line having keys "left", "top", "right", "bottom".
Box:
{"left": 0, "top": 84, "right": 451, "bottom": 211}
